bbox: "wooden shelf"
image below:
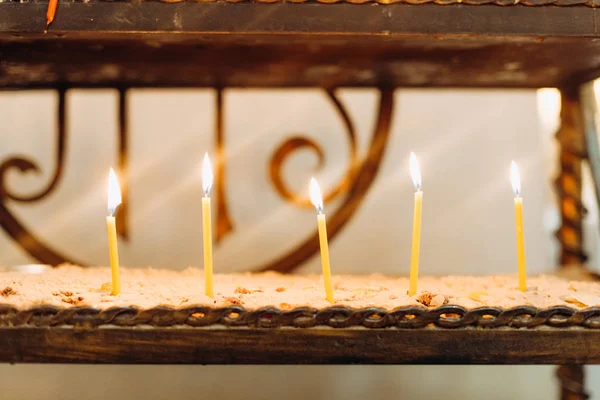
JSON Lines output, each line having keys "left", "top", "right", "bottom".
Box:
{"left": 2, "top": 292, "right": 600, "bottom": 364}
{"left": 1, "top": 326, "right": 599, "bottom": 364}
{"left": 1, "top": 2, "right": 600, "bottom": 88}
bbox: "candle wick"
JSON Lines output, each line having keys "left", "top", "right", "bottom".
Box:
{"left": 108, "top": 203, "right": 120, "bottom": 217}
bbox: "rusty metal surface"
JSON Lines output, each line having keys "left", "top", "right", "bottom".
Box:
{"left": 556, "top": 89, "right": 588, "bottom": 266}
{"left": 2, "top": 3, "right": 599, "bottom": 35}
{"left": 557, "top": 365, "right": 590, "bottom": 400}
{"left": 1, "top": 3, "right": 600, "bottom": 88}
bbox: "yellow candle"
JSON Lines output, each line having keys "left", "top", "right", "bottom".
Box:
{"left": 202, "top": 153, "right": 214, "bottom": 298}
{"left": 310, "top": 178, "right": 334, "bottom": 303}
{"left": 106, "top": 168, "right": 122, "bottom": 296}
{"left": 511, "top": 161, "right": 527, "bottom": 292}
{"left": 106, "top": 216, "right": 121, "bottom": 295}
{"left": 202, "top": 196, "right": 214, "bottom": 298}
{"left": 408, "top": 152, "right": 423, "bottom": 296}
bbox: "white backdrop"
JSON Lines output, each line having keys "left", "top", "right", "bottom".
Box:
{"left": 0, "top": 88, "right": 598, "bottom": 399}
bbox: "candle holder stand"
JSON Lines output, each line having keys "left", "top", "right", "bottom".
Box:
{"left": 2, "top": 2, "right": 600, "bottom": 399}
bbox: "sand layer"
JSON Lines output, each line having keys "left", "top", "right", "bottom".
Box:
{"left": 1, "top": 265, "right": 599, "bottom": 310}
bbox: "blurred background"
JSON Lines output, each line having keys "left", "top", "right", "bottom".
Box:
{"left": 0, "top": 88, "right": 597, "bottom": 399}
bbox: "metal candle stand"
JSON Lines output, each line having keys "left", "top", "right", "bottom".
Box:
{"left": 2, "top": 2, "right": 600, "bottom": 398}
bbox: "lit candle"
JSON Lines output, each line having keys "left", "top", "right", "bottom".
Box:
{"left": 107, "top": 168, "right": 122, "bottom": 296}
{"left": 202, "top": 153, "right": 214, "bottom": 298}
{"left": 310, "top": 178, "right": 334, "bottom": 303}
{"left": 511, "top": 161, "right": 527, "bottom": 292}
{"left": 408, "top": 152, "right": 423, "bottom": 296}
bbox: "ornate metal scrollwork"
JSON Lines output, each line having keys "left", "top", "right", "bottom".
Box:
{"left": 0, "top": 88, "right": 132, "bottom": 265}
{"left": 0, "top": 88, "right": 84, "bottom": 265}
{"left": 0, "top": 89, "right": 67, "bottom": 203}
{"left": 257, "top": 88, "right": 394, "bottom": 272}
{"left": 269, "top": 89, "right": 359, "bottom": 208}
{"left": 0, "top": 87, "right": 393, "bottom": 271}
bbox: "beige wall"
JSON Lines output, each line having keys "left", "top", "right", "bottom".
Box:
{"left": 0, "top": 88, "right": 596, "bottom": 399}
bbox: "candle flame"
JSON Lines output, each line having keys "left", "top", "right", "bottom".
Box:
{"left": 309, "top": 177, "right": 324, "bottom": 214}
{"left": 409, "top": 152, "right": 422, "bottom": 192}
{"left": 107, "top": 168, "right": 122, "bottom": 216}
{"left": 511, "top": 160, "right": 521, "bottom": 196}
{"left": 202, "top": 153, "right": 213, "bottom": 196}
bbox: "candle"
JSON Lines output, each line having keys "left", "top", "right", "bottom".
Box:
{"left": 202, "top": 153, "right": 214, "bottom": 298}
{"left": 511, "top": 161, "right": 527, "bottom": 292}
{"left": 408, "top": 152, "right": 423, "bottom": 296}
{"left": 46, "top": 0, "right": 58, "bottom": 27}
{"left": 309, "top": 178, "right": 334, "bottom": 303}
{"left": 106, "top": 168, "right": 122, "bottom": 296}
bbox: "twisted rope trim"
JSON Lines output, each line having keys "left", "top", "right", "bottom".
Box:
{"left": 2, "top": 304, "right": 600, "bottom": 329}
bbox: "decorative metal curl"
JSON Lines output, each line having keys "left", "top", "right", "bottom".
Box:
{"left": 0, "top": 89, "right": 67, "bottom": 203}
{"left": 258, "top": 88, "right": 394, "bottom": 272}
{"left": 0, "top": 88, "right": 132, "bottom": 264}
{"left": 0, "top": 88, "right": 84, "bottom": 265}
{"left": 269, "top": 89, "right": 358, "bottom": 208}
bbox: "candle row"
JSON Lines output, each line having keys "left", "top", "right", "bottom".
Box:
{"left": 105, "top": 153, "right": 527, "bottom": 301}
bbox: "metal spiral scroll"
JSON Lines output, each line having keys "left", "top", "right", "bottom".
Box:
{"left": 0, "top": 88, "right": 130, "bottom": 265}
{"left": 3, "top": 304, "right": 600, "bottom": 329}
{"left": 258, "top": 88, "right": 394, "bottom": 272}
{"left": 0, "top": 89, "right": 83, "bottom": 265}
{"left": 0, "top": 88, "right": 391, "bottom": 270}
{"left": 270, "top": 90, "right": 358, "bottom": 208}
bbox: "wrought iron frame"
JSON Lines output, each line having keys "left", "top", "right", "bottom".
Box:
{"left": 0, "top": 82, "right": 597, "bottom": 399}
{"left": 2, "top": 1, "right": 600, "bottom": 398}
